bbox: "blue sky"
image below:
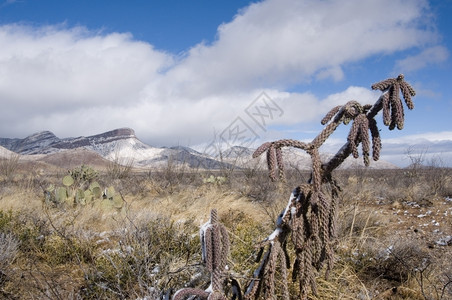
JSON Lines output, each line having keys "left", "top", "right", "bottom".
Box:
{"left": 0, "top": 0, "right": 451, "bottom": 166}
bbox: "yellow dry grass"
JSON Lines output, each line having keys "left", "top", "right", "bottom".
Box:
{"left": 0, "top": 182, "right": 272, "bottom": 235}
{"left": 1, "top": 167, "right": 451, "bottom": 299}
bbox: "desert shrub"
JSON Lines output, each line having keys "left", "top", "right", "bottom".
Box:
{"left": 377, "top": 240, "right": 431, "bottom": 282}
{"left": 0, "top": 209, "right": 49, "bottom": 254}
{"left": 0, "top": 152, "right": 20, "bottom": 181}
{"left": 219, "top": 210, "right": 270, "bottom": 275}
{"left": 0, "top": 232, "right": 18, "bottom": 272}
{"left": 0, "top": 210, "right": 13, "bottom": 232}
{"left": 423, "top": 164, "right": 452, "bottom": 198}
{"left": 237, "top": 170, "right": 280, "bottom": 203}
{"left": 81, "top": 217, "right": 201, "bottom": 299}
{"left": 42, "top": 233, "right": 94, "bottom": 266}
{"left": 106, "top": 152, "right": 135, "bottom": 180}
{"left": 146, "top": 161, "right": 203, "bottom": 196}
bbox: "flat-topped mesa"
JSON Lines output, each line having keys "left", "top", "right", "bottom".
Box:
{"left": 91, "top": 128, "right": 136, "bottom": 141}
{"left": 55, "top": 128, "right": 137, "bottom": 149}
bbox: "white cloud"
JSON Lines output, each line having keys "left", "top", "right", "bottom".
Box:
{"left": 163, "top": 0, "right": 435, "bottom": 95}
{"left": 384, "top": 131, "right": 452, "bottom": 143}
{"left": 1, "top": 0, "right": 18, "bottom": 7}
{"left": 395, "top": 46, "right": 449, "bottom": 72}
{"left": 0, "top": 0, "right": 442, "bottom": 147}
{"left": 0, "top": 24, "right": 171, "bottom": 108}
{"left": 0, "top": 24, "right": 173, "bottom": 136}
{"left": 258, "top": 86, "right": 379, "bottom": 129}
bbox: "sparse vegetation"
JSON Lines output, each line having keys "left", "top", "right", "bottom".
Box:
{"left": 0, "top": 151, "right": 20, "bottom": 181}
{"left": 0, "top": 76, "right": 451, "bottom": 299}
{"left": 0, "top": 164, "right": 451, "bottom": 299}
{"left": 106, "top": 150, "right": 135, "bottom": 180}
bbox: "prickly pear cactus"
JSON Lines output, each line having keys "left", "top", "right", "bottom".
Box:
{"left": 100, "top": 186, "right": 124, "bottom": 209}
{"left": 104, "top": 186, "right": 115, "bottom": 199}
{"left": 62, "top": 175, "right": 74, "bottom": 187}
{"left": 68, "top": 164, "right": 98, "bottom": 183}
{"left": 55, "top": 186, "right": 68, "bottom": 204}
{"left": 75, "top": 188, "right": 85, "bottom": 205}
{"left": 203, "top": 175, "right": 227, "bottom": 185}
{"left": 43, "top": 166, "right": 119, "bottom": 209}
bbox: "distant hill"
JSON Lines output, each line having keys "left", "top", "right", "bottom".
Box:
{"left": 0, "top": 128, "right": 234, "bottom": 170}
{"left": 0, "top": 145, "right": 18, "bottom": 158}
{"left": 36, "top": 148, "right": 112, "bottom": 170}
{"left": 0, "top": 128, "right": 397, "bottom": 170}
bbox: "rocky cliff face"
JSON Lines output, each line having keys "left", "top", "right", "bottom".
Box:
{"left": 0, "top": 128, "right": 138, "bottom": 155}
{"left": 0, "top": 131, "right": 59, "bottom": 154}
{"left": 55, "top": 128, "right": 138, "bottom": 151}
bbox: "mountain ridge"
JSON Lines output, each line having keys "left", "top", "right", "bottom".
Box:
{"left": 0, "top": 128, "right": 139, "bottom": 155}
{"left": 0, "top": 128, "right": 237, "bottom": 169}
{"left": 0, "top": 128, "right": 398, "bottom": 170}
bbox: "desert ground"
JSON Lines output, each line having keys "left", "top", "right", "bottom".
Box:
{"left": 0, "top": 156, "right": 451, "bottom": 299}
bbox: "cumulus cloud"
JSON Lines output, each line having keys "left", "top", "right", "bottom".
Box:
{"left": 260, "top": 86, "right": 379, "bottom": 129}
{"left": 163, "top": 0, "right": 435, "bottom": 95}
{"left": 395, "top": 46, "right": 449, "bottom": 73}
{"left": 0, "top": 0, "right": 443, "bottom": 148}
{"left": 384, "top": 131, "right": 452, "bottom": 143}
{"left": 0, "top": 24, "right": 171, "bottom": 106}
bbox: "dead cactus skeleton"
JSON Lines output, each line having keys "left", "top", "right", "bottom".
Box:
{"left": 247, "top": 75, "right": 415, "bottom": 299}
{"left": 173, "top": 209, "right": 239, "bottom": 300}
{"left": 172, "top": 75, "right": 415, "bottom": 300}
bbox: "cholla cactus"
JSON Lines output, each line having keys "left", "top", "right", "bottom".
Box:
{"left": 247, "top": 75, "right": 416, "bottom": 299}
{"left": 173, "top": 209, "right": 237, "bottom": 300}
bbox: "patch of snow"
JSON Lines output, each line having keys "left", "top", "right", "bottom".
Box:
{"left": 378, "top": 245, "right": 393, "bottom": 260}
{"left": 436, "top": 236, "right": 452, "bottom": 246}
{"left": 268, "top": 228, "right": 282, "bottom": 241}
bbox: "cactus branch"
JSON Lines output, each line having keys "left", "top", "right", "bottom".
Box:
{"left": 248, "top": 75, "right": 416, "bottom": 299}
{"left": 174, "top": 209, "right": 231, "bottom": 300}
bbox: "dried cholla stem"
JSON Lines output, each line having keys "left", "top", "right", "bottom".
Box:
{"left": 371, "top": 73, "right": 415, "bottom": 130}
{"left": 173, "top": 209, "right": 230, "bottom": 300}
{"left": 253, "top": 139, "right": 309, "bottom": 181}
{"left": 247, "top": 75, "right": 416, "bottom": 299}
{"left": 173, "top": 288, "right": 210, "bottom": 300}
